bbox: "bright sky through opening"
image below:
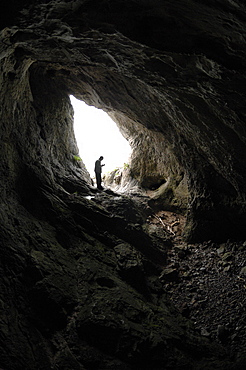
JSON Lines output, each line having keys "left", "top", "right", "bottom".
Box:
{"left": 70, "top": 96, "right": 131, "bottom": 177}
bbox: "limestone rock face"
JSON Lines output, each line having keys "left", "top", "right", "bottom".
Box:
{"left": 0, "top": 0, "right": 246, "bottom": 369}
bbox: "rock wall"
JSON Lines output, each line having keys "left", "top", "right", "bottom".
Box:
{"left": 0, "top": 0, "right": 246, "bottom": 369}
{"left": 108, "top": 111, "right": 189, "bottom": 212}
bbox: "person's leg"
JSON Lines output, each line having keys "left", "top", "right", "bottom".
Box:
{"left": 95, "top": 173, "right": 100, "bottom": 188}
{"left": 96, "top": 173, "right": 102, "bottom": 189}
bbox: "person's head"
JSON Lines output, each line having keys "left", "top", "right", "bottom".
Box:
{"left": 99, "top": 156, "right": 104, "bottom": 160}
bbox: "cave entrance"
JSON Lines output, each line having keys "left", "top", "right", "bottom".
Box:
{"left": 70, "top": 96, "right": 132, "bottom": 180}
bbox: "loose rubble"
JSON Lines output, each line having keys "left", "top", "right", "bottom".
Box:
{"left": 92, "top": 188, "right": 246, "bottom": 365}
{"left": 147, "top": 210, "right": 246, "bottom": 364}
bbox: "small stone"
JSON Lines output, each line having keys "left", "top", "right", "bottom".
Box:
{"left": 182, "top": 271, "right": 190, "bottom": 278}
{"left": 160, "top": 267, "right": 179, "bottom": 282}
{"left": 239, "top": 266, "right": 246, "bottom": 276}
{"left": 222, "top": 252, "right": 233, "bottom": 261}
{"left": 217, "top": 244, "right": 225, "bottom": 255}
{"left": 223, "top": 265, "right": 231, "bottom": 272}
{"left": 201, "top": 327, "right": 210, "bottom": 337}
{"left": 231, "top": 333, "right": 238, "bottom": 341}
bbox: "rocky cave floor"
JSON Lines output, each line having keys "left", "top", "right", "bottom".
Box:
{"left": 159, "top": 222, "right": 246, "bottom": 363}
{"left": 93, "top": 185, "right": 246, "bottom": 364}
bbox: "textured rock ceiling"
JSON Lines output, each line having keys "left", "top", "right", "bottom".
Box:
{"left": 0, "top": 1, "right": 246, "bottom": 368}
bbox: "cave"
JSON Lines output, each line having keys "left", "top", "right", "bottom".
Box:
{"left": 70, "top": 96, "right": 132, "bottom": 177}
{"left": 1, "top": 1, "right": 246, "bottom": 369}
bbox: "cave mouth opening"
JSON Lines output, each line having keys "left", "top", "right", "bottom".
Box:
{"left": 70, "top": 95, "right": 132, "bottom": 181}
{"left": 68, "top": 93, "right": 189, "bottom": 214}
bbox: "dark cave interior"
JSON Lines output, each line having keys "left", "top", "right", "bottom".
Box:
{"left": 1, "top": 1, "right": 246, "bottom": 369}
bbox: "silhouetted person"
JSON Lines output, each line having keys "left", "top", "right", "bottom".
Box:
{"left": 94, "top": 156, "right": 105, "bottom": 190}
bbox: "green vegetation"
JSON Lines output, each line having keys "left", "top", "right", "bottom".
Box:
{"left": 73, "top": 155, "right": 82, "bottom": 161}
